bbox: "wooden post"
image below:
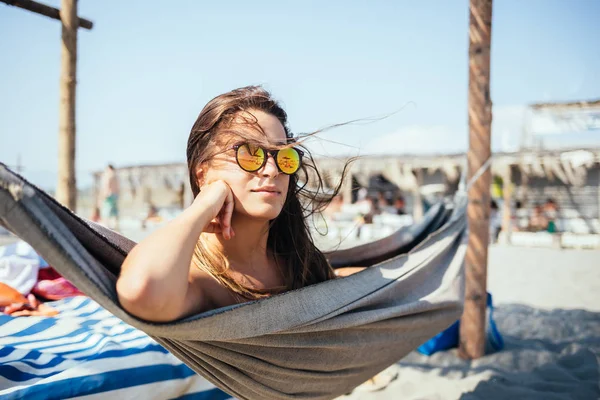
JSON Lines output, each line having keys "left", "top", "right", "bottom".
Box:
{"left": 56, "top": 0, "right": 78, "bottom": 209}
{"left": 459, "top": 0, "right": 494, "bottom": 360}
{"left": 2, "top": 0, "right": 92, "bottom": 210}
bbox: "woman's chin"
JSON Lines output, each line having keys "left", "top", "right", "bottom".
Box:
{"left": 245, "top": 205, "right": 283, "bottom": 221}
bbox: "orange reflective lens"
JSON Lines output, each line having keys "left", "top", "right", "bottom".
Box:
{"left": 276, "top": 147, "right": 301, "bottom": 174}
{"left": 234, "top": 144, "right": 302, "bottom": 175}
{"left": 236, "top": 144, "right": 265, "bottom": 172}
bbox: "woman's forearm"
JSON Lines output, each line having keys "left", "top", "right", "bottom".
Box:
{"left": 116, "top": 199, "right": 212, "bottom": 319}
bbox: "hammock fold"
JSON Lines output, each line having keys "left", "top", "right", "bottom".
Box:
{"left": 0, "top": 163, "right": 466, "bottom": 400}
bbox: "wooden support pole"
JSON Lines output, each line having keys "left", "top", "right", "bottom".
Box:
{"left": 459, "top": 0, "right": 494, "bottom": 360}
{"left": 56, "top": 0, "right": 77, "bottom": 209}
{"left": 1, "top": 0, "right": 93, "bottom": 29}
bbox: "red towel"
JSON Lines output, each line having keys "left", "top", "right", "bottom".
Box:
{"left": 32, "top": 267, "right": 84, "bottom": 300}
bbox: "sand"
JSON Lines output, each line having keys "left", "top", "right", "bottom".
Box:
{"left": 340, "top": 246, "right": 600, "bottom": 399}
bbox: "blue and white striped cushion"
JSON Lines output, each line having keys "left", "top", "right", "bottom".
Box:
{"left": 0, "top": 297, "right": 232, "bottom": 400}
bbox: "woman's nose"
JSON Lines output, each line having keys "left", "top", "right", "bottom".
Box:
{"left": 260, "top": 154, "right": 279, "bottom": 177}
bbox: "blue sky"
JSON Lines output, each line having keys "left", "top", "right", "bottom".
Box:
{"left": 1, "top": 0, "right": 599, "bottom": 189}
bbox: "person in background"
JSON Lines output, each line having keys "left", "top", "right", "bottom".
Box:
{"left": 355, "top": 197, "right": 379, "bottom": 239}
{"left": 376, "top": 191, "right": 391, "bottom": 212}
{"left": 510, "top": 200, "right": 523, "bottom": 232}
{"left": 489, "top": 200, "right": 502, "bottom": 243}
{"left": 393, "top": 196, "right": 406, "bottom": 215}
{"left": 543, "top": 198, "right": 560, "bottom": 233}
{"left": 90, "top": 207, "right": 101, "bottom": 223}
{"left": 354, "top": 187, "right": 371, "bottom": 215}
{"left": 362, "top": 197, "right": 380, "bottom": 224}
{"left": 141, "top": 202, "right": 160, "bottom": 230}
{"left": 100, "top": 164, "right": 120, "bottom": 231}
{"left": 177, "top": 182, "right": 186, "bottom": 210}
{"left": 528, "top": 203, "right": 548, "bottom": 232}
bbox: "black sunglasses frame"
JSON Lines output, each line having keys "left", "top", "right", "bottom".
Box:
{"left": 232, "top": 144, "right": 304, "bottom": 175}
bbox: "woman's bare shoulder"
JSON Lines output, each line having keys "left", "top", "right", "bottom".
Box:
{"left": 188, "top": 267, "right": 240, "bottom": 311}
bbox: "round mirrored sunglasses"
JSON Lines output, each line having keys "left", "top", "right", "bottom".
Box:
{"left": 232, "top": 143, "right": 303, "bottom": 175}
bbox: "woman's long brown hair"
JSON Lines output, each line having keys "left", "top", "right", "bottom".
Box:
{"left": 187, "top": 86, "right": 350, "bottom": 299}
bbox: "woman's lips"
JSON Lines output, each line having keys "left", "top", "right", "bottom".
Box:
{"left": 251, "top": 188, "right": 281, "bottom": 196}
{"left": 252, "top": 191, "right": 280, "bottom": 196}
{"left": 252, "top": 187, "right": 280, "bottom": 193}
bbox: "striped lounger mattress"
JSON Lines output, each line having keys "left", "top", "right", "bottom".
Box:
{"left": 0, "top": 296, "right": 232, "bottom": 400}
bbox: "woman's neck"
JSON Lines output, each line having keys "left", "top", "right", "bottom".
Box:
{"left": 203, "top": 213, "right": 271, "bottom": 274}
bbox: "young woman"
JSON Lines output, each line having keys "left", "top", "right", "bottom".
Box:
{"left": 117, "top": 86, "right": 357, "bottom": 322}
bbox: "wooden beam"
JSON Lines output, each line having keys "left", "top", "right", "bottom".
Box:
{"left": 56, "top": 0, "right": 77, "bottom": 209}
{"left": 1, "top": 0, "right": 93, "bottom": 30}
{"left": 459, "top": 0, "right": 494, "bottom": 360}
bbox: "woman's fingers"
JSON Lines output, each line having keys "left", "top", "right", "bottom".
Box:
{"left": 221, "top": 189, "right": 235, "bottom": 239}
{"left": 204, "top": 221, "right": 222, "bottom": 234}
{"left": 27, "top": 294, "right": 39, "bottom": 309}
{"left": 196, "top": 180, "right": 235, "bottom": 239}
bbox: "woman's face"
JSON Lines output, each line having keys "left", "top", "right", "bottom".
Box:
{"left": 199, "top": 110, "right": 290, "bottom": 221}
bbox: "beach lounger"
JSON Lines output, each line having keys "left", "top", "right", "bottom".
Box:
{"left": 0, "top": 296, "right": 231, "bottom": 400}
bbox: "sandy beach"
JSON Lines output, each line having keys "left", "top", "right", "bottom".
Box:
{"left": 341, "top": 245, "right": 600, "bottom": 399}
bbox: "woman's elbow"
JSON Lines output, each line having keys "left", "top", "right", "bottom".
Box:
{"left": 117, "top": 248, "right": 156, "bottom": 315}
{"left": 116, "top": 275, "right": 177, "bottom": 322}
{"left": 116, "top": 275, "right": 150, "bottom": 315}
{"left": 116, "top": 247, "right": 190, "bottom": 322}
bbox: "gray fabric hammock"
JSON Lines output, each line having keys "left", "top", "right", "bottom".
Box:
{"left": 0, "top": 163, "right": 466, "bottom": 400}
